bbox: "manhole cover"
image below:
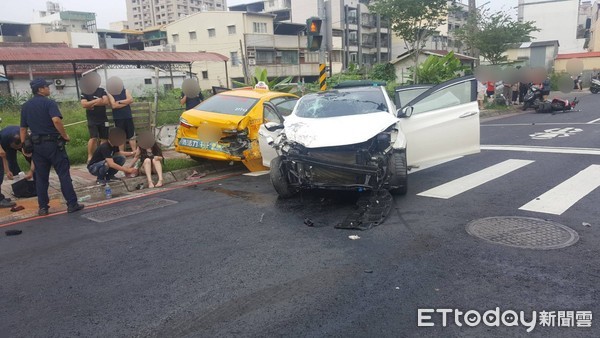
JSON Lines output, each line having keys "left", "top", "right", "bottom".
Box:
{"left": 466, "top": 216, "right": 579, "bottom": 250}
{"left": 82, "top": 198, "right": 178, "bottom": 223}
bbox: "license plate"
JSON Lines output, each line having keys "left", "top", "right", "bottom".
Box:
{"left": 179, "top": 138, "right": 225, "bottom": 151}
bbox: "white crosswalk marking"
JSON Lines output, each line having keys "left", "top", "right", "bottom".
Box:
{"left": 417, "top": 159, "right": 534, "bottom": 199}
{"left": 519, "top": 165, "right": 600, "bottom": 215}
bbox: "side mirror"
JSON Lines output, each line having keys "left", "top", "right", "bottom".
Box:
{"left": 265, "top": 121, "right": 284, "bottom": 132}
{"left": 397, "top": 106, "right": 414, "bottom": 118}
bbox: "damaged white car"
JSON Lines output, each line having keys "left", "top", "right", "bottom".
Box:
{"left": 258, "top": 77, "right": 481, "bottom": 198}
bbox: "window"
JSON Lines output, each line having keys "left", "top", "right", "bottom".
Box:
{"left": 296, "top": 89, "right": 387, "bottom": 118}
{"left": 263, "top": 104, "right": 281, "bottom": 123}
{"left": 208, "top": 28, "right": 216, "bottom": 37}
{"left": 253, "top": 22, "right": 268, "bottom": 34}
{"left": 281, "top": 50, "right": 298, "bottom": 64}
{"left": 227, "top": 25, "right": 236, "bottom": 35}
{"left": 271, "top": 98, "right": 299, "bottom": 116}
{"left": 163, "top": 83, "right": 174, "bottom": 91}
{"left": 144, "top": 78, "right": 152, "bottom": 84}
{"left": 189, "top": 31, "right": 197, "bottom": 40}
{"left": 256, "top": 50, "right": 274, "bottom": 64}
{"left": 411, "top": 80, "right": 473, "bottom": 115}
{"left": 230, "top": 51, "right": 241, "bottom": 66}
{"left": 202, "top": 71, "right": 209, "bottom": 79}
{"left": 195, "top": 95, "right": 259, "bottom": 116}
{"left": 172, "top": 33, "right": 179, "bottom": 43}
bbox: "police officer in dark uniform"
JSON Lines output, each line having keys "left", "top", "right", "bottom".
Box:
{"left": 20, "top": 78, "right": 84, "bottom": 216}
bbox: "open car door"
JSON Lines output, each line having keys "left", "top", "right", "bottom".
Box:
{"left": 397, "top": 76, "right": 480, "bottom": 167}
{"left": 258, "top": 97, "right": 298, "bottom": 167}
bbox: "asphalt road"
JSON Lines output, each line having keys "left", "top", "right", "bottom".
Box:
{"left": 1, "top": 93, "right": 600, "bottom": 338}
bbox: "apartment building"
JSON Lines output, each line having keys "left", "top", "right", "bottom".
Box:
{"left": 230, "top": 0, "right": 391, "bottom": 68}
{"left": 391, "top": 0, "right": 470, "bottom": 60}
{"left": 163, "top": 10, "right": 343, "bottom": 88}
{"left": 518, "top": 0, "right": 587, "bottom": 53}
{"left": 29, "top": 8, "right": 100, "bottom": 48}
{"left": 126, "top": 0, "right": 228, "bottom": 31}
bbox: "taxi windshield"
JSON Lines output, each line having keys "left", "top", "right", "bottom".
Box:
{"left": 195, "top": 94, "right": 259, "bottom": 116}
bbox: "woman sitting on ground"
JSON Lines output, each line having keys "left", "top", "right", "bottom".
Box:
{"left": 132, "top": 131, "right": 164, "bottom": 188}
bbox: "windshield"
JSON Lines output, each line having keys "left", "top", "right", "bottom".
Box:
{"left": 194, "top": 94, "right": 259, "bottom": 116}
{"left": 295, "top": 89, "right": 388, "bottom": 118}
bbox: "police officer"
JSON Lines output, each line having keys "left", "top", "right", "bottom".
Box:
{"left": 20, "top": 78, "right": 84, "bottom": 216}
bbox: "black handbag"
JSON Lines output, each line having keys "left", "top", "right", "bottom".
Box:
{"left": 12, "top": 179, "right": 37, "bottom": 198}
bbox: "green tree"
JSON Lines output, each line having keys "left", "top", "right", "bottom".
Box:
{"left": 409, "top": 51, "right": 468, "bottom": 84}
{"left": 369, "top": 63, "right": 397, "bottom": 83}
{"left": 455, "top": 10, "right": 538, "bottom": 65}
{"left": 369, "top": 0, "right": 448, "bottom": 83}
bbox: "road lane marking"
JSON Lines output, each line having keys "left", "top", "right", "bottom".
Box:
{"left": 519, "top": 165, "right": 600, "bottom": 215}
{"left": 482, "top": 145, "right": 600, "bottom": 156}
{"left": 482, "top": 123, "right": 597, "bottom": 127}
{"left": 587, "top": 118, "right": 600, "bottom": 124}
{"left": 417, "top": 159, "right": 534, "bottom": 199}
{"left": 409, "top": 156, "right": 463, "bottom": 174}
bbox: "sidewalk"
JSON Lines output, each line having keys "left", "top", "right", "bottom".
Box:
{"left": 0, "top": 149, "right": 241, "bottom": 225}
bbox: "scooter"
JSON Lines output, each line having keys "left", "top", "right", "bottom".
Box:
{"left": 590, "top": 78, "right": 600, "bottom": 94}
{"left": 536, "top": 97, "right": 580, "bottom": 114}
{"left": 522, "top": 84, "right": 543, "bottom": 111}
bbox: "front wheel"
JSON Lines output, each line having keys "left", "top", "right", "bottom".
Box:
{"left": 269, "top": 157, "right": 296, "bottom": 198}
{"left": 388, "top": 150, "right": 408, "bottom": 196}
{"left": 591, "top": 87, "right": 599, "bottom": 94}
{"left": 522, "top": 101, "right": 531, "bottom": 111}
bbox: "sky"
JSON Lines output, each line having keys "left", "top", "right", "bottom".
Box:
{"left": 0, "top": 0, "right": 518, "bottom": 29}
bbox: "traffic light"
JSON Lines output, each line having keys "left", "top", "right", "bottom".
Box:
{"left": 306, "top": 17, "right": 323, "bottom": 52}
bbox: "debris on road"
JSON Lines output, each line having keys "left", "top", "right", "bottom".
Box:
{"left": 364, "top": 269, "right": 373, "bottom": 273}
{"left": 336, "top": 190, "right": 393, "bottom": 230}
{"left": 10, "top": 206, "right": 24, "bottom": 212}
{"left": 348, "top": 235, "right": 361, "bottom": 240}
{"left": 304, "top": 218, "right": 314, "bottom": 227}
{"left": 5, "top": 230, "right": 22, "bottom": 236}
{"left": 259, "top": 213, "right": 265, "bottom": 223}
{"left": 583, "top": 222, "right": 591, "bottom": 227}
{"left": 185, "top": 170, "right": 207, "bottom": 180}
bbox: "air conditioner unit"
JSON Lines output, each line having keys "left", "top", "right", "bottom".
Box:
{"left": 248, "top": 58, "right": 256, "bottom": 66}
{"left": 54, "top": 79, "right": 66, "bottom": 88}
{"left": 275, "top": 51, "right": 282, "bottom": 57}
{"left": 247, "top": 50, "right": 256, "bottom": 58}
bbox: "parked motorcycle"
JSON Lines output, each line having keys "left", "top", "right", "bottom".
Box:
{"left": 536, "top": 97, "right": 580, "bottom": 114}
{"left": 590, "top": 78, "right": 600, "bottom": 94}
{"left": 522, "top": 84, "right": 543, "bottom": 111}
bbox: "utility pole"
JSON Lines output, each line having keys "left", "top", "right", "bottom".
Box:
{"left": 239, "top": 39, "right": 249, "bottom": 84}
{"left": 468, "top": 0, "right": 480, "bottom": 66}
{"left": 317, "top": 0, "right": 327, "bottom": 65}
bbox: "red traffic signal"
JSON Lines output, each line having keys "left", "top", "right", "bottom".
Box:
{"left": 306, "top": 17, "right": 322, "bottom": 36}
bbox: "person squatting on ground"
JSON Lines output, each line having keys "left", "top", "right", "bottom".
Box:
{"left": 107, "top": 86, "right": 137, "bottom": 156}
{"left": 0, "top": 125, "right": 36, "bottom": 208}
{"left": 80, "top": 83, "right": 110, "bottom": 163}
{"left": 132, "top": 131, "right": 164, "bottom": 188}
{"left": 87, "top": 127, "right": 138, "bottom": 185}
{"left": 20, "top": 78, "right": 84, "bottom": 216}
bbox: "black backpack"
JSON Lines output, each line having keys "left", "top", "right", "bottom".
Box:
{"left": 12, "top": 179, "right": 37, "bottom": 198}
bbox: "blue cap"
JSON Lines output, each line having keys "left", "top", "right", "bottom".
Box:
{"left": 30, "top": 78, "right": 53, "bottom": 91}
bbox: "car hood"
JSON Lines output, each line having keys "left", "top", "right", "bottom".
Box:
{"left": 283, "top": 112, "right": 399, "bottom": 148}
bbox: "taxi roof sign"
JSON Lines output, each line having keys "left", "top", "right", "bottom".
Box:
{"left": 255, "top": 81, "right": 269, "bottom": 90}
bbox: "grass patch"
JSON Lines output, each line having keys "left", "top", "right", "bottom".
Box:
{"left": 1, "top": 90, "right": 186, "bottom": 168}
{"left": 163, "top": 158, "right": 202, "bottom": 172}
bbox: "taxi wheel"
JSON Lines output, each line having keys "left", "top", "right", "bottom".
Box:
{"left": 270, "top": 157, "right": 296, "bottom": 198}
{"left": 388, "top": 150, "right": 408, "bottom": 196}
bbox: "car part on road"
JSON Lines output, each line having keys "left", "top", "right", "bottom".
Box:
{"left": 466, "top": 216, "right": 579, "bottom": 250}
{"left": 336, "top": 189, "right": 393, "bottom": 230}
{"left": 5, "top": 230, "right": 22, "bottom": 236}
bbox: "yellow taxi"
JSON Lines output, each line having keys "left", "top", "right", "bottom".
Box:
{"left": 175, "top": 83, "right": 299, "bottom": 171}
